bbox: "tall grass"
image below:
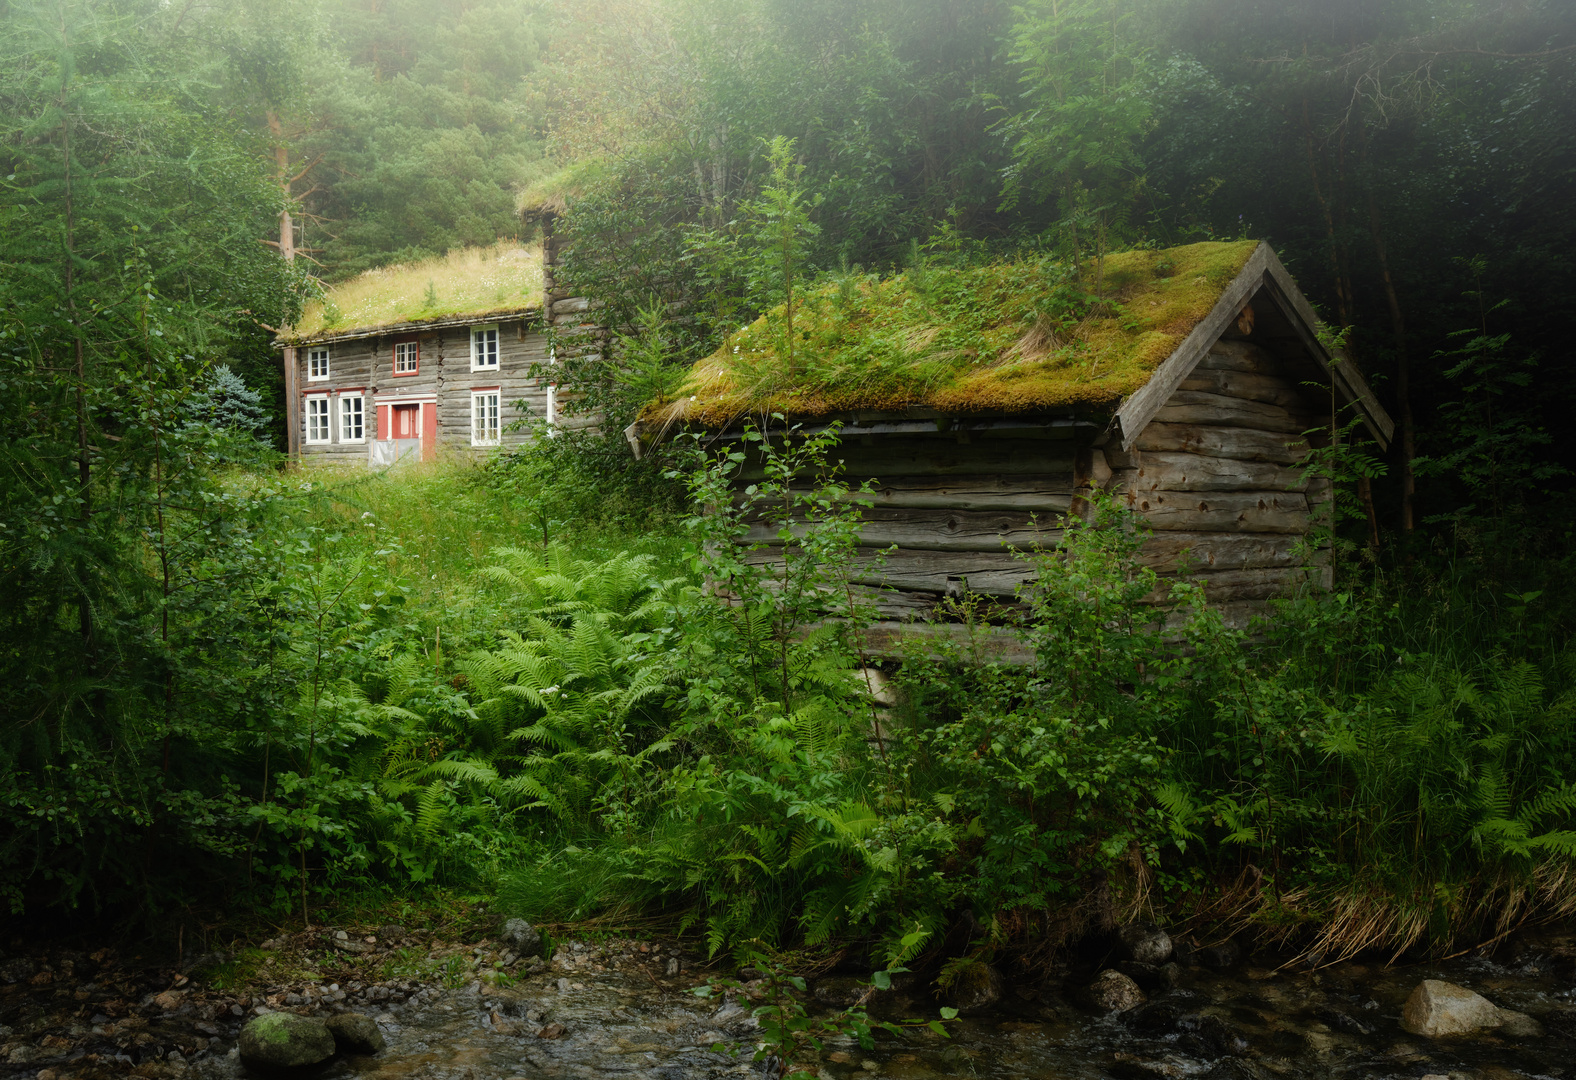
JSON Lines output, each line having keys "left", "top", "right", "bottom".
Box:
{"left": 291, "top": 241, "right": 545, "bottom": 337}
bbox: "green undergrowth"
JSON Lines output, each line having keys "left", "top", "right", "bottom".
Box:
{"left": 652, "top": 239, "right": 1256, "bottom": 427}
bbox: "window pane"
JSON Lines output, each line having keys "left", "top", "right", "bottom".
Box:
{"left": 340, "top": 396, "right": 363, "bottom": 440}
{"left": 394, "top": 342, "right": 418, "bottom": 373}
{"left": 475, "top": 328, "right": 498, "bottom": 367}
{"left": 307, "top": 398, "right": 330, "bottom": 442}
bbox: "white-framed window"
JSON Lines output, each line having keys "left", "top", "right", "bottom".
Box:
{"left": 393, "top": 340, "right": 419, "bottom": 375}
{"left": 471, "top": 390, "right": 500, "bottom": 446}
{"left": 339, "top": 394, "right": 365, "bottom": 443}
{"left": 471, "top": 324, "right": 500, "bottom": 371}
{"left": 307, "top": 347, "right": 330, "bottom": 381}
{"left": 305, "top": 395, "right": 331, "bottom": 444}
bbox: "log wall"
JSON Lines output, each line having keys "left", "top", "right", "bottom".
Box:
{"left": 293, "top": 316, "right": 557, "bottom": 461}
{"left": 734, "top": 339, "right": 1332, "bottom": 627}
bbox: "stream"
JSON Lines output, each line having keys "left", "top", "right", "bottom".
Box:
{"left": 5, "top": 926, "right": 1575, "bottom": 1080}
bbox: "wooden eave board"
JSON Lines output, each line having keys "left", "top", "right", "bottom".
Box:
{"left": 1112, "top": 241, "right": 1394, "bottom": 451}
{"left": 277, "top": 305, "right": 543, "bottom": 349}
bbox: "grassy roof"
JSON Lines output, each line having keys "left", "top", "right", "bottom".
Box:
{"left": 646, "top": 240, "right": 1259, "bottom": 429}
{"left": 517, "top": 157, "right": 617, "bottom": 217}
{"left": 286, "top": 242, "right": 544, "bottom": 342}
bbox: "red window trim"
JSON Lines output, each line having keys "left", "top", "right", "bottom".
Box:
{"left": 391, "top": 336, "right": 420, "bottom": 378}
{"left": 471, "top": 385, "right": 501, "bottom": 392}
{"left": 335, "top": 386, "right": 367, "bottom": 394}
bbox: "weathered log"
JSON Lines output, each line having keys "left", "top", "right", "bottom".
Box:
{"left": 1125, "top": 489, "right": 1311, "bottom": 534}
{"left": 741, "top": 438, "right": 1079, "bottom": 481}
{"left": 1153, "top": 391, "right": 1319, "bottom": 435}
{"left": 861, "top": 622, "right": 1036, "bottom": 664}
{"left": 1138, "top": 531, "right": 1309, "bottom": 572}
{"left": 1147, "top": 566, "right": 1322, "bottom": 604}
{"left": 744, "top": 507, "right": 1065, "bottom": 552}
{"left": 1134, "top": 422, "right": 1310, "bottom": 465}
{"left": 858, "top": 475, "right": 1076, "bottom": 512}
{"left": 745, "top": 548, "right": 1036, "bottom": 598}
{"left": 1194, "top": 339, "right": 1281, "bottom": 374}
{"left": 1178, "top": 368, "right": 1307, "bottom": 409}
{"left": 1116, "top": 452, "right": 1311, "bottom": 493}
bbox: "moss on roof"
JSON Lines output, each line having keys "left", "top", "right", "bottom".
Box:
{"left": 285, "top": 242, "right": 544, "bottom": 342}
{"left": 646, "top": 240, "right": 1259, "bottom": 429}
{"left": 517, "top": 158, "right": 617, "bottom": 217}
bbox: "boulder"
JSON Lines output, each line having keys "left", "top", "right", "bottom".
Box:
{"left": 1193, "top": 1014, "right": 1250, "bottom": 1056}
{"left": 1081, "top": 969, "right": 1146, "bottom": 1013}
{"left": 325, "top": 1012, "right": 385, "bottom": 1055}
{"left": 238, "top": 1012, "right": 336, "bottom": 1070}
{"left": 500, "top": 919, "right": 543, "bottom": 958}
{"left": 1125, "top": 1000, "right": 1184, "bottom": 1033}
{"left": 1400, "top": 979, "right": 1543, "bottom": 1038}
{"left": 948, "top": 962, "right": 1004, "bottom": 1015}
{"left": 1196, "top": 940, "right": 1241, "bottom": 970}
{"left": 1117, "top": 960, "right": 1182, "bottom": 992}
{"left": 1117, "top": 923, "right": 1174, "bottom": 966}
{"left": 813, "top": 975, "right": 874, "bottom": 1009}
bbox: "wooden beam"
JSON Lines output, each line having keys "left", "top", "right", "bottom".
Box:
{"left": 1177, "top": 367, "right": 1308, "bottom": 409}
{"left": 1134, "top": 422, "right": 1310, "bottom": 465}
{"left": 740, "top": 438, "right": 1079, "bottom": 481}
{"left": 745, "top": 506, "right": 1065, "bottom": 552}
{"left": 1117, "top": 452, "right": 1313, "bottom": 493}
{"left": 1138, "top": 531, "right": 1306, "bottom": 572}
{"left": 1152, "top": 391, "right": 1318, "bottom": 435}
{"left": 860, "top": 621, "right": 1036, "bottom": 665}
{"left": 1125, "top": 489, "right": 1311, "bottom": 534}
{"left": 745, "top": 548, "right": 1036, "bottom": 597}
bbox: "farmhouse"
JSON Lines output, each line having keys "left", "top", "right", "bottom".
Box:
{"left": 632, "top": 240, "right": 1395, "bottom": 632}
{"left": 276, "top": 242, "right": 596, "bottom": 462}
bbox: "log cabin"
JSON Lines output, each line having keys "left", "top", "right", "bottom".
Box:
{"left": 275, "top": 242, "right": 599, "bottom": 463}
{"left": 629, "top": 240, "right": 1395, "bottom": 641}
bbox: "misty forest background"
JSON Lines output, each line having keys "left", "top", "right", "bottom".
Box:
{"left": 5, "top": 0, "right": 1576, "bottom": 974}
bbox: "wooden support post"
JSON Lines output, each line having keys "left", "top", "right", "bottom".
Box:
{"left": 284, "top": 345, "right": 299, "bottom": 458}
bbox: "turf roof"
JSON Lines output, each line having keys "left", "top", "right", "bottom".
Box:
{"left": 283, "top": 242, "right": 544, "bottom": 343}
{"left": 646, "top": 239, "right": 1260, "bottom": 429}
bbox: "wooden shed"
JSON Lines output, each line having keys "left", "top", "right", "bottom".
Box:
{"left": 631, "top": 240, "right": 1395, "bottom": 635}
{"left": 276, "top": 243, "right": 598, "bottom": 463}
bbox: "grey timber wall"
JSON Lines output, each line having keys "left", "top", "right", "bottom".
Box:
{"left": 293, "top": 315, "right": 557, "bottom": 461}
{"left": 1115, "top": 338, "right": 1332, "bottom": 626}
{"left": 730, "top": 342, "right": 1333, "bottom": 630}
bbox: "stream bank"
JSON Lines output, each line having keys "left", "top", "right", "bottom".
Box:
{"left": 3, "top": 921, "right": 1575, "bottom": 1080}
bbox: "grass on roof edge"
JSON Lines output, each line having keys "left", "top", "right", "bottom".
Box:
{"left": 645, "top": 239, "right": 1260, "bottom": 429}
{"left": 286, "top": 242, "right": 545, "bottom": 341}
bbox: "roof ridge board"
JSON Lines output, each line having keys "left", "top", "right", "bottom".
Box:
{"left": 1111, "top": 242, "right": 1396, "bottom": 452}
{"left": 1258, "top": 247, "right": 1395, "bottom": 448}
{"left": 1113, "top": 241, "right": 1275, "bottom": 450}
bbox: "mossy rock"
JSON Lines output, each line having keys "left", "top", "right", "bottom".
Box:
{"left": 325, "top": 1012, "right": 386, "bottom": 1054}
{"left": 238, "top": 1011, "right": 336, "bottom": 1070}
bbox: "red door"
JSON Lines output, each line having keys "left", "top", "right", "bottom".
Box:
{"left": 393, "top": 404, "right": 420, "bottom": 439}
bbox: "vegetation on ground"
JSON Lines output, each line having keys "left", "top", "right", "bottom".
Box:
{"left": 4, "top": 0, "right": 1576, "bottom": 989}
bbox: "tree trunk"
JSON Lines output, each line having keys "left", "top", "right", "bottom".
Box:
{"left": 270, "top": 111, "right": 300, "bottom": 459}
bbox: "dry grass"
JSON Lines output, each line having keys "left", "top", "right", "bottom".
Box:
{"left": 287, "top": 242, "right": 544, "bottom": 341}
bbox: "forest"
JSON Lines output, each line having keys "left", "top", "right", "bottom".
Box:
{"left": 3, "top": 0, "right": 1576, "bottom": 988}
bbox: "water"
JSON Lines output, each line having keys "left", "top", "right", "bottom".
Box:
{"left": 207, "top": 941, "right": 1573, "bottom": 1080}
{"left": 6, "top": 932, "right": 1573, "bottom": 1080}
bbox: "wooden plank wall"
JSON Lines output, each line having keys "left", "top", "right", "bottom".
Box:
{"left": 295, "top": 317, "right": 555, "bottom": 460}
{"left": 1116, "top": 338, "right": 1331, "bottom": 625}
{"left": 732, "top": 339, "right": 1332, "bottom": 627}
